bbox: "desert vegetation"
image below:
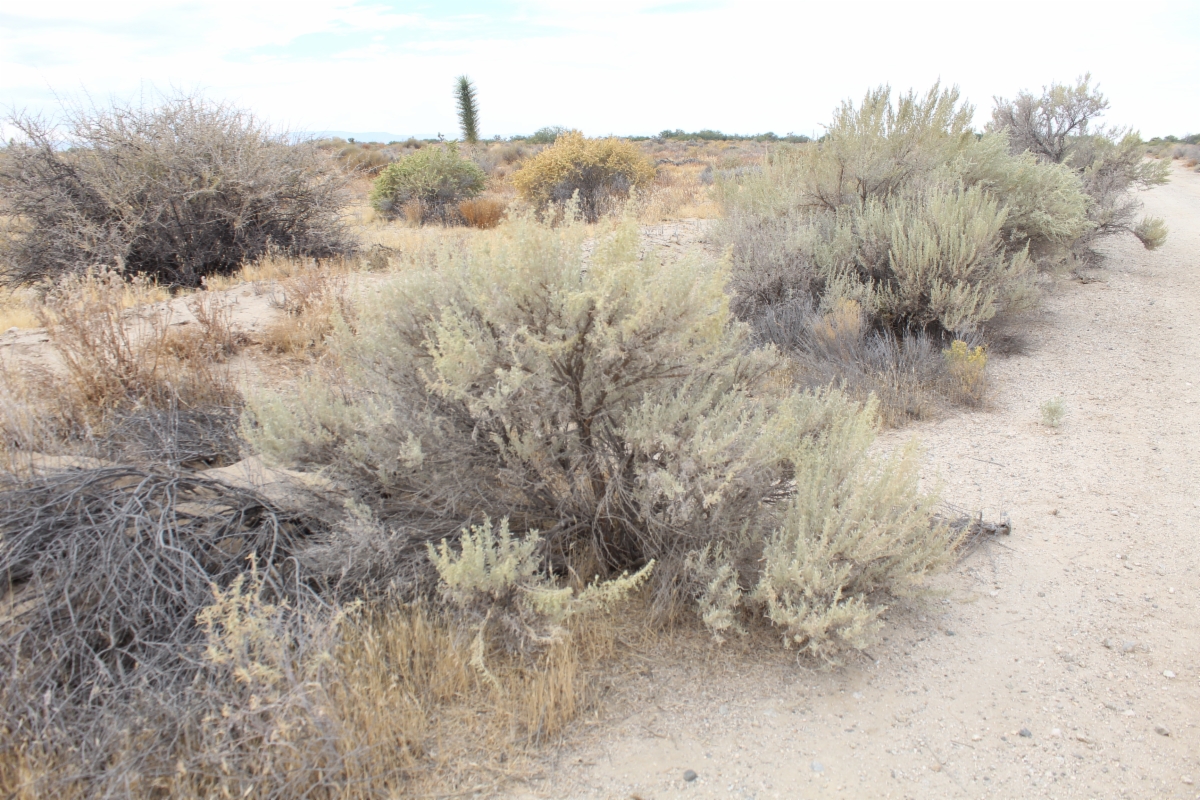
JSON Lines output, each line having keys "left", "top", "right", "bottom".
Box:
{"left": 0, "top": 94, "right": 354, "bottom": 288}
{"left": 0, "top": 75, "right": 1170, "bottom": 796}
{"left": 713, "top": 78, "right": 1167, "bottom": 423}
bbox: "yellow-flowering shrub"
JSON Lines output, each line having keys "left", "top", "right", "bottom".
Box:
{"left": 943, "top": 340, "right": 988, "bottom": 404}
{"left": 511, "top": 130, "right": 655, "bottom": 222}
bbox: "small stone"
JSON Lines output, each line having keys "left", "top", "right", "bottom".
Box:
{"left": 1121, "top": 640, "right": 1137, "bottom": 653}
{"left": 718, "top": 704, "right": 729, "bottom": 715}
{"left": 1050, "top": 508, "right": 1058, "bottom": 515}
{"left": 930, "top": 763, "right": 942, "bottom": 772}
{"left": 1076, "top": 733, "right": 1093, "bottom": 744}
{"left": 1163, "top": 670, "right": 1176, "bottom": 679}
{"left": 683, "top": 769, "right": 698, "bottom": 782}
{"left": 1019, "top": 728, "right": 1032, "bottom": 738}
{"left": 1102, "top": 638, "right": 1116, "bottom": 649}
{"left": 4, "top": 327, "right": 18, "bottom": 335}
{"left": 1183, "top": 776, "right": 1194, "bottom": 785}
{"left": 945, "top": 629, "right": 956, "bottom": 636}
{"left": 971, "top": 733, "right": 982, "bottom": 741}
{"left": 1123, "top": 709, "right": 1136, "bottom": 716}
{"left": 1037, "top": 591, "right": 1045, "bottom": 597}
{"left": 1155, "top": 725, "right": 1171, "bottom": 737}
{"left": 811, "top": 761, "right": 824, "bottom": 773}
{"left": 1050, "top": 728, "right": 1062, "bottom": 738}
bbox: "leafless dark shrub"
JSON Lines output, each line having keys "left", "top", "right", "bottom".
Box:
{"left": 0, "top": 466, "right": 320, "bottom": 788}
{"left": 0, "top": 93, "right": 355, "bottom": 288}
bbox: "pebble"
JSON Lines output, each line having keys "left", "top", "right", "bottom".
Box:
{"left": 4, "top": 327, "right": 18, "bottom": 335}
{"left": 811, "top": 761, "right": 824, "bottom": 773}
{"left": 1155, "top": 725, "right": 1171, "bottom": 737}
{"left": 1050, "top": 728, "right": 1062, "bottom": 738}
{"left": 1019, "top": 728, "right": 1032, "bottom": 738}
{"left": 1183, "top": 776, "right": 1194, "bottom": 785}
{"left": 683, "top": 769, "right": 698, "bottom": 782}
{"left": 945, "top": 629, "right": 956, "bottom": 636}
{"left": 1163, "top": 670, "right": 1176, "bottom": 679}
{"left": 971, "top": 733, "right": 982, "bottom": 741}
{"left": 1122, "top": 640, "right": 1137, "bottom": 653}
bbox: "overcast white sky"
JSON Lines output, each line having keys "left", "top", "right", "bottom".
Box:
{"left": 2, "top": 1, "right": 1197, "bottom": 140}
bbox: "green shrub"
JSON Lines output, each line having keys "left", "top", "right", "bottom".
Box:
{"left": 526, "top": 126, "right": 567, "bottom": 144}
{"left": 370, "top": 143, "right": 486, "bottom": 224}
{"left": 245, "top": 214, "right": 956, "bottom": 657}
{"left": 511, "top": 131, "right": 655, "bottom": 222}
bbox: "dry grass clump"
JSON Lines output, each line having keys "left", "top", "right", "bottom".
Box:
{"left": 751, "top": 299, "right": 988, "bottom": 424}
{"left": 261, "top": 271, "right": 353, "bottom": 354}
{"left": 0, "top": 288, "right": 39, "bottom": 331}
{"left": 0, "top": 267, "right": 242, "bottom": 471}
{"left": 458, "top": 195, "right": 508, "bottom": 229}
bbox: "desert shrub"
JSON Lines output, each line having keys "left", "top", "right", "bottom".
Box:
{"left": 526, "top": 126, "right": 568, "bottom": 144}
{"left": 991, "top": 75, "right": 1170, "bottom": 254}
{"left": 715, "top": 83, "right": 1095, "bottom": 416}
{"left": 511, "top": 131, "right": 656, "bottom": 222}
{"left": 1040, "top": 397, "right": 1066, "bottom": 427}
{"left": 458, "top": 196, "right": 507, "bottom": 229}
{"left": 430, "top": 518, "right": 653, "bottom": 652}
{"left": 369, "top": 143, "right": 486, "bottom": 224}
{"left": 719, "top": 84, "right": 1084, "bottom": 334}
{"left": 942, "top": 340, "right": 988, "bottom": 405}
{"left": 0, "top": 94, "right": 353, "bottom": 288}
{"left": 245, "top": 214, "right": 956, "bottom": 655}
{"left": 0, "top": 466, "right": 320, "bottom": 793}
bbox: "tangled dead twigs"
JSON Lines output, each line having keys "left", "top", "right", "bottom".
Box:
{"left": 0, "top": 466, "right": 321, "bottom": 739}
{"left": 942, "top": 506, "right": 1012, "bottom": 556}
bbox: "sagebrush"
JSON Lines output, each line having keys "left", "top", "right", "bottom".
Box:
{"left": 246, "top": 213, "right": 957, "bottom": 653}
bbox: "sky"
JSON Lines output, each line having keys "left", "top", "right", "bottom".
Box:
{"left": 2, "top": 1, "right": 1198, "bottom": 141}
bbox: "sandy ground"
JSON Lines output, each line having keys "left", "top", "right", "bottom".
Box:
{"left": 503, "top": 166, "right": 1200, "bottom": 800}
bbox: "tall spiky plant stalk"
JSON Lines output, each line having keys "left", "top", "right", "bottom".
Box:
{"left": 455, "top": 75, "right": 479, "bottom": 145}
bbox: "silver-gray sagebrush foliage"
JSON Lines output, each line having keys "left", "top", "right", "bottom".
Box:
{"left": 244, "top": 213, "right": 958, "bottom": 658}
{"left": 717, "top": 83, "right": 1091, "bottom": 340}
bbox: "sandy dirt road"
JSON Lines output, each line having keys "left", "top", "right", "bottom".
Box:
{"left": 507, "top": 164, "right": 1200, "bottom": 800}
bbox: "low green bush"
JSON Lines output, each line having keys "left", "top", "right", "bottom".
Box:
{"left": 370, "top": 143, "right": 486, "bottom": 224}
{"left": 245, "top": 214, "right": 957, "bottom": 658}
